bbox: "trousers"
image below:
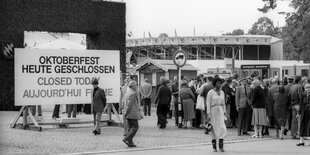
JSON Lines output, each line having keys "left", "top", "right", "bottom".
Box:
{"left": 124, "top": 119, "right": 139, "bottom": 143}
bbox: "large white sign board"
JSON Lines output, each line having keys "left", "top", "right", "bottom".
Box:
{"left": 15, "top": 48, "right": 120, "bottom": 105}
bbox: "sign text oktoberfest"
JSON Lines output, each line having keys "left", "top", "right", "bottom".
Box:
{"left": 15, "top": 49, "right": 120, "bottom": 105}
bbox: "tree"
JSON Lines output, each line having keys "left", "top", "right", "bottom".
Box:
{"left": 258, "top": 0, "right": 277, "bottom": 13}
{"left": 248, "top": 17, "right": 281, "bottom": 37}
{"left": 223, "top": 29, "right": 244, "bottom": 35}
{"left": 260, "top": 0, "right": 310, "bottom": 61}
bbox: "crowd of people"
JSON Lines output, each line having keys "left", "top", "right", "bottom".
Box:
{"left": 132, "top": 73, "right": 310, "bottom": 150}
{"left": 54, "top": 73, "right": 308, "bottom": 150}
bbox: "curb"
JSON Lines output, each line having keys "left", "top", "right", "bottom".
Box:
{"left": 62, "top": 138, "right": 273, "bottom": 155}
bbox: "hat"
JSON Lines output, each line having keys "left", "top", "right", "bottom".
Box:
{"left": 91, "top": 78, "right": 99, "bottom": 85}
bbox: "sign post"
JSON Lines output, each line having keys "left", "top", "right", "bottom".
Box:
{"left": 173, "top": 49, "right": 187, "bottom": 128}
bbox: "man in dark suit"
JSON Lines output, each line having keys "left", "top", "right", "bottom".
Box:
{"left": 221, "top": 77, "right": 233, "bottom": 128}
{"left": 284, "top": 77, "right": 294, "bottom": 135}
{"left": 91, "top": 78, "right": 106, "bottom": 135}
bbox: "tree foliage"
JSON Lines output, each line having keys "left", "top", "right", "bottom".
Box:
{"left": 248, "top": 17, "right": 281, "bottom": 37}
{"left": 223, "top": 29, "right": 244, "bottom": 35}
{"left": 260, "top": 0, "right": 310, "bottom": 62}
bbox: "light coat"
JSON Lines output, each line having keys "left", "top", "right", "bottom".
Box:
{"left": 125, "top": 89, "right": 141, "bottom": 119}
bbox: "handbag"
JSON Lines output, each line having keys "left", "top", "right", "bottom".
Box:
{"left": 204, "top": 121, "right": 213, "bottom": 132}
{"left": 196, "top": 95, "right": 205, "bottom": 110}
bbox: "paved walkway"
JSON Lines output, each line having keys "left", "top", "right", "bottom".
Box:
{"left": 0, "top": 109, "right": 305, "bottom": 154}
{"left": 82, "top": 139, "right": 310, "bottom": 155}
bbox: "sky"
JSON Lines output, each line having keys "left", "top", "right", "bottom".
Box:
{"left": 124, "top": 0, "right": 293, "bottom": 38}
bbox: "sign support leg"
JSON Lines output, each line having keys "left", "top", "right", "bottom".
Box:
{"left": 23, "top": 106, "right": 29, "bottom": 129}
{"left": 10, "top": 106, "right": 25, "bottom": 128}
{"left": 27, "top": 107, "right": 40, "bottom": 127}
{"left": 103, "top": 103, "right": 123, "bottom": 126}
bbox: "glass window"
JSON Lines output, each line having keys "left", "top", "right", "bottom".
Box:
{"left": 301, "top": 69, "right": 308, "bottom": 77}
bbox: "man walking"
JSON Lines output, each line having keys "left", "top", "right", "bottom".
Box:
{"left": 91, "top": 78, "right": 106, "bottom": 135}
{"left": 140, "top": 78, "right": 152, "bottom": 116}
{"left": 123, "top": 81, "right": 140, "bottom": 147}
{"left": 289, "top": 75, "right": 304, "bottom": 139}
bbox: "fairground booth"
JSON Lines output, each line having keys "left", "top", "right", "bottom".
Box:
{"left": 132, "top": 58, "right": 197, "bottom": 101}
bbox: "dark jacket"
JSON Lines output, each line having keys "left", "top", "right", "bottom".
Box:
{"left": 299, "top": 93, "right": 310, "bottom": 115}
{"left": 171, "top": 82, "right": 179, "bottom": 98}
{"left": 289, "top": 84, "right": 304, "bottom": 106}
{"left": 263, "top": 85, "right": 272, "bottom": 116}
{"left": 155, "top": 85, "right": 171, "bottom": 105}
{"left": 222, "top": 82, "right": 232, "bottom": 105}
{"left": 252, "top": 86, "right": 266, "bottom": 109}
{"left": 92, "top": 88, "right": 106, "bottom": 113}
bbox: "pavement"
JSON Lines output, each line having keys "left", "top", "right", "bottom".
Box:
{"left": 0, "top": 106, "right": 309, "bottom": 155}
{"left": 81, "top": 139, "right": 310, "bottom": 155}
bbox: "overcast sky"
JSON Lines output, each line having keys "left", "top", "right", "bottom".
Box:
{"left": 124, "top": 0, "right": 292, "bottom": 38}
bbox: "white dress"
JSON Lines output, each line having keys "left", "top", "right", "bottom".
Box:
{"left": 206, "top": 89, "right": 227, "bottom": 139}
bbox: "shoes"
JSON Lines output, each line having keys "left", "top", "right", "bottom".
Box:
{"left": 219, "top": 148, "right": 225, "bottom": 152}
{"left": 92, "top": 130, "right": 101, "bottom": 135}
{"left": 251, "top": 134, "right": 258, "bottom": 138}
{"left": 122, "top": 139, "right": 136, "bottom": 147}
{"left": 205, "top": 130, "right": 209, "bottom": 134}
{"left": 122, "top": 139, "right": 131, "bottom": 146}
{"left": 283, "top": 129, "right": 288, "bottom": 136}
{"left": 242, "top": 132, "right": 250, "bottom": 135}
{"left": 52, "top": 116, "right": 60, "bottom": 120}
{"left": 219, "top": 139, "right": 224, "bottom": 152}
{"left": 296, "top": 143, "right": 304, "bottom": 146}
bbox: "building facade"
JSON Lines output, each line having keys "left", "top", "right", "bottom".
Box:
{"left": 126, "top": 34, "right": 306, "bottom": 80}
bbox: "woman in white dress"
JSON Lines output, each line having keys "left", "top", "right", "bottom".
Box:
{"left": 206, "top": 77, "right": 227, "bottom": 152}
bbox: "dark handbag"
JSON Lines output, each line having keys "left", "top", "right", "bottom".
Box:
{"left": 204, "top": 122, "right": 213, "bottom": 132}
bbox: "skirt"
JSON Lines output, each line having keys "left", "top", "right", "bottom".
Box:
{"left": 273, "top": 108, "right": 287, "bottom": 127}
{"left": 300, "top": 109, "right": 310, "bottom": 137}
{"left": 251, "top": 108, "right": 268, "bottom": 126}
{"left": 182, "top": 99, "right": 195, "bottom": 121}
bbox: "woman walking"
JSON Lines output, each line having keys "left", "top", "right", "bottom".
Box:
{"left": 272, "top": 86, "right": 289, "bottom": 139}
{"left": 296, "top": 83, "right": 310, "bottom": 146}
{"left": 206, "top": 77, "right": 227, "bottom": 152}
{"left": 251, "top": 79, "right": 268, "bottom": 138}
{"left": 155, "top": 76, "right": 171, "bottom": 129}
{"left": 179, "top": 80, "right": 196, "bottom": 129}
